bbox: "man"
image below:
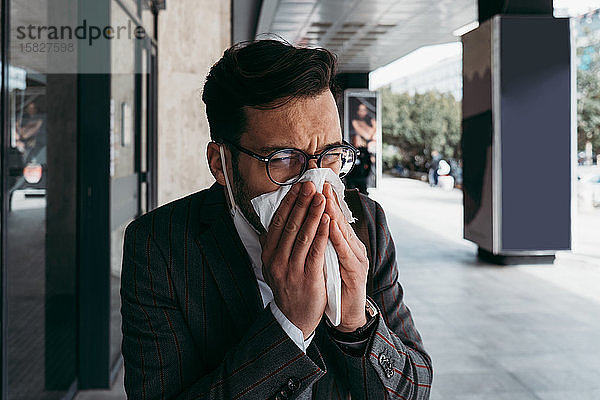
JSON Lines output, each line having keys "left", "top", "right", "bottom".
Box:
{"left": 121, "top": 39, "right": 432, "bottom": 399}
{"left": 427, "top": 151, "right": 442, "bottom": 188}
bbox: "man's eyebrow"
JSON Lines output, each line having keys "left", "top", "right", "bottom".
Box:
{"left": 258, "top": 141, "right": 343, "bottom": 154}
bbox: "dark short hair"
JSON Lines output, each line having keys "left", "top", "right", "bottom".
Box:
{"left": 202, "top": 39, "right": 339, "bottom": 144}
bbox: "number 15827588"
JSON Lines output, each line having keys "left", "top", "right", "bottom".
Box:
{"left": 20, "top": 42, "right": 75, "bottom": 53}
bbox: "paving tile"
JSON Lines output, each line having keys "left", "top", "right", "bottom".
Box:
{"left": 431, "top": 353, "right": 499, "bottom": 375}
{"left": 449, "top": 392, "right": 541, "bottom": 400}
{"left": 433, "top": 371, "right": 533, "bottom": 397}
{"left": 512, "top": 365, "right": 600, "bottom": 393}
{"left": 535, "top": 389, "right": 600, "bottom": 400}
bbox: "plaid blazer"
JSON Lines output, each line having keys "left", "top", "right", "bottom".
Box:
{"left": 121, "top": 182, "right": 433, "bottom": 399}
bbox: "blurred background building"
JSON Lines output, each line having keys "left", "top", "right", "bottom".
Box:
{"left": 0, "top": 0, "right": 599, "bottom": 399}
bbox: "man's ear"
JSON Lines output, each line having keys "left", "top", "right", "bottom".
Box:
{"left": 207, "top": 141, "right": 226, "bottom": 186}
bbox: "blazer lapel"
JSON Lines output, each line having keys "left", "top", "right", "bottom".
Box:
{"left": 191, "top": 183, "right": 264, "bottom": 333}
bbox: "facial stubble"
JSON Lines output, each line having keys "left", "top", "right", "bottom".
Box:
{"left": 231, "top": 161, "right": 268, "bottom": 235}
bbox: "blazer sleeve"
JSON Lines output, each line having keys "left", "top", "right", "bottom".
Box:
{"left": 120, "top": 218, "right": 326, "bottom": 400}
{"left": 319, "top": 198, "right": 433, "bottom": 399}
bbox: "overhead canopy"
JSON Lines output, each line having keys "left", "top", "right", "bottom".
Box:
{"left": 255, "top": 0, "right": 477, "bottom": 73}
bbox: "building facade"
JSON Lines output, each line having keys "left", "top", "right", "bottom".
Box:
{"left": 0, "top": 0, "right": 227, "bottom": 398}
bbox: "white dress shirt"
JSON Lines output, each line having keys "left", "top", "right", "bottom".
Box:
{"left": 231, "top": 209, "right": 315, "bottom": 353}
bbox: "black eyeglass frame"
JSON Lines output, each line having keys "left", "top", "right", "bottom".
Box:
{"left": 219, "top": 138, "right": 360, "bottom": 186}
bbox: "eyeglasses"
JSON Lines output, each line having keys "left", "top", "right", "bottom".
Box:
{"left": 220, "top": 138, "right": 359, "bottom": 186}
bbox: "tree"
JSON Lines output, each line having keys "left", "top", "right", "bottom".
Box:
{"left": 577, "top": 25, "right": 600, "bottom": 155}
{"left": 381, "top": 86, "right": 461, "bottom": 170}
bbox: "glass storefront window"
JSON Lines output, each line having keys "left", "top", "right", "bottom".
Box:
{"left": 4, "top": 0, "right": 78, "bottom": 398}
{"left": 1, "top": 0, "right": 154, "bottom": 396}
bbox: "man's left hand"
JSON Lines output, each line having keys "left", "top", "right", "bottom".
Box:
{"left": 323, "top": 183, "right": 369, "bottom": 332}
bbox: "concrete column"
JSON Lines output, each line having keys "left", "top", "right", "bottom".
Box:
{"left": 232, "top": 0, "right": 263, "bottom": 43}
{"left": 157, "top": 0, "right": 230, "bottom": 205}
{"left": 462, "top": 10, "right": 572, "bottom": 264}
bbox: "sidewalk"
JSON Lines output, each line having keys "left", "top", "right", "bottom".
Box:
{"left": 371, "top": 176, "right": 600, "bottom": 400}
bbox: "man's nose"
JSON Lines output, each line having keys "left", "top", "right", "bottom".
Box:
{"left": 307, "top": 158, "right": 319, "bottom": 170}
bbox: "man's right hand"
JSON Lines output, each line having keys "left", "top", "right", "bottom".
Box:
{"left": 260, "top": 181, "right": 330, "bottom": 340}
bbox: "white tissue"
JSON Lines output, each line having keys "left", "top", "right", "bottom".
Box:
{"left": 250, "top": 168, "right": 355, "bottom": 326}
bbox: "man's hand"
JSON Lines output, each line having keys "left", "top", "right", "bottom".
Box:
{"left": 260, "top": 181, "right": 330, "bottom": 340}
{"left": 323, "top": 183, "right": 369, "bottom": 332}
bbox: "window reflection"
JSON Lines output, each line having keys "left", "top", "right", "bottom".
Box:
{"left": 5, "top": 0, "right": 77, "bottom": 398}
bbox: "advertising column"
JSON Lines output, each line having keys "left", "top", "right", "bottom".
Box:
{"left": 343, "top": 89, "right": 381, "bottom": 193}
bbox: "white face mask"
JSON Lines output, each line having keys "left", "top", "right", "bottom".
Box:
{"left": 250, "top": 168, "right": 356, "bottom": 326}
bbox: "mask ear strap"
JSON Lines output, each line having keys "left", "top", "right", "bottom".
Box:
{"left": 219, "top": 144, "right": 236, "bottom": 214}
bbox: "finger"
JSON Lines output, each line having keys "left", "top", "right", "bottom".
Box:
{"left": 290, "top": 192, "right": 326, "bottom": 265}
{"left": 331, "top": 221, "right": 369, "bottom": 290}
{"left": 323, "top": 184, "right": 366, "bottom": 260}
{"left": 324, "top": 185, "right": 354, "bottom": 240}
{"left": 277, "top": 181, "right": 316, "bottom": 271}
{"left": 323, "top": 183, "right": 344, "bottom": 221}
{"left": 351, "top": 234, "right": 369, "bottom": 263}
{"left": 305, "top": 213, "right": 330, "bottom": 278}
{"left": 324, "top": 184, "right": 350, "bottom": 227}
{"left": 262, "top": 182, "right": 301, "bottom": 258}
{"left": 329, "top": 220, "right": 357, "bottom": 265}
{"left": 325, "top": 182, "right": 340, "bottom": 205}
{"left": 333, "top": 215, "right": 367, "bottom": 263}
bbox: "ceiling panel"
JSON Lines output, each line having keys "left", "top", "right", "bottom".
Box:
{"left": 256, "top": 0, "right": 476, "bottom": 72}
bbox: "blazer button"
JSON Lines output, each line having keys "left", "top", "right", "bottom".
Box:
{"left": 287, "top": 377, "right": 299, "bottom": 392}
{"left": 379, "top": 352, "right": 395, "bottom": 379}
